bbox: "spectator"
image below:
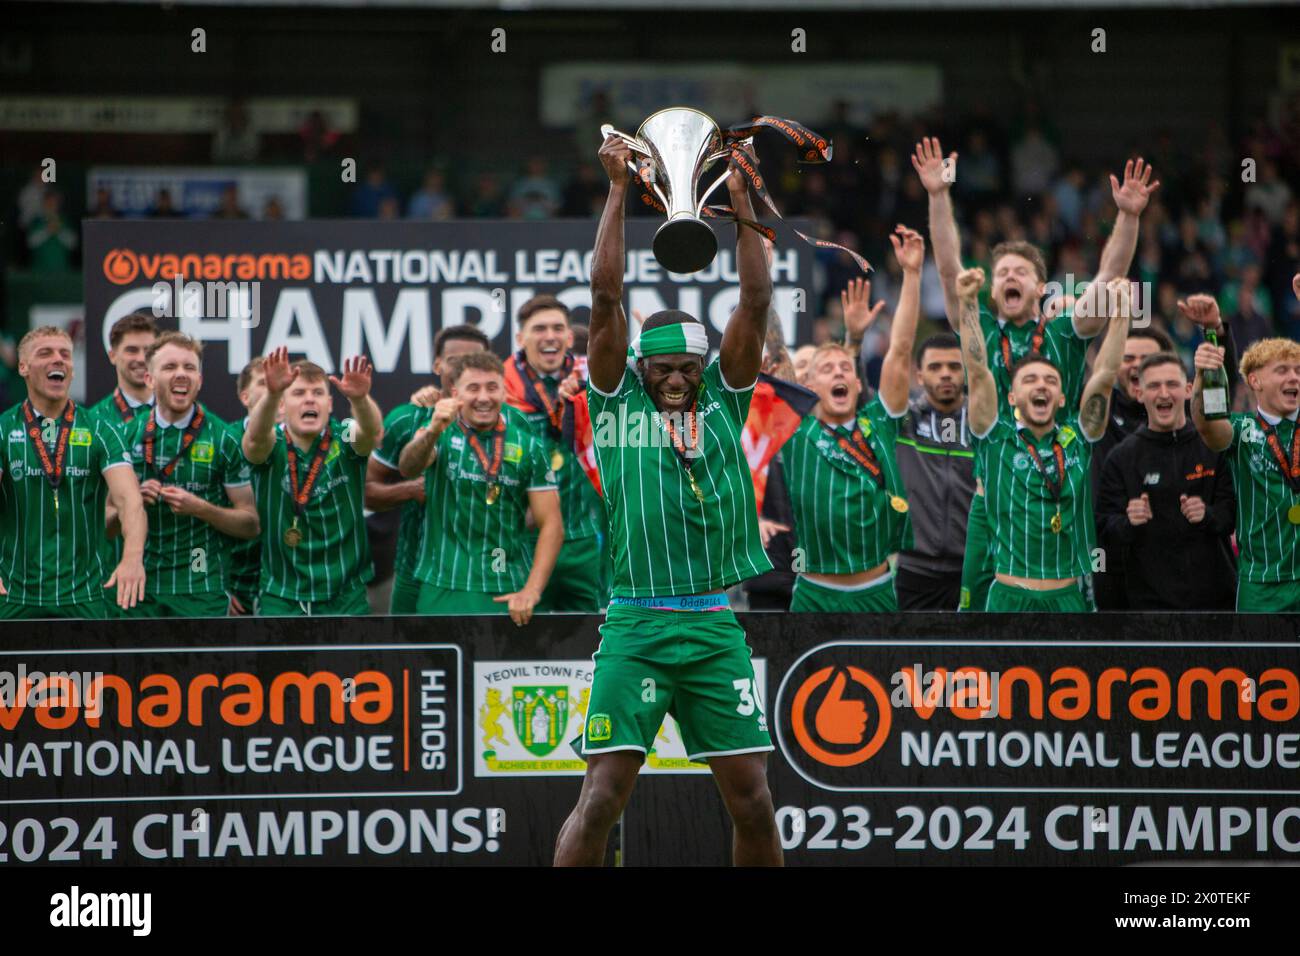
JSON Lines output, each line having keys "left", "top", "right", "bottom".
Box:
{"left": 407, "top": 169, "right": 455, "bottom": 220}
{"left": 262, "top": 197, "right": 286, "bottom": 221}
{"left": 508, "top": 157, "right": 561, "bottom": 220}
{"left": 350, "top": 165, "right": 398, "bottom": 218}
{"left": 560, "top": 162, "right": 605, "bottom": 218}
{"left": 88, "top": 186, "right": 119, "bottom": 219}
{"left": 1010, "top": 123, "right": 1059, "bottom": 196}
{"left": 377, "top": 196, "right": 401, "bottom": 221}
{"left": 956, "top": 129, "right": 1003, "bottom": 206}
{"left": 17, "top": 168, "right": 46, "bottom": 231}
{"left": 213, "top": 184, "right": 249, "bottom": 220}
{"left": 299, "top": 110, "right": 340, "bottom": 162}
{"left": 150, "top": 189, "right": 179, "bottom": 219}
{"left": 26, "top": 190, "right": 77, "bottom": 270}
{"left": 1051, "top": 167, "right": 1087, "bottom": 233}
{"left": 1222, "top": 262, "right": 1273, "bottom": 352}
{"left": 470, "top": 172, "right": 505, "bottom": 217}
{"left": 212, "top": 99, "right": 260, "bottom": 164}
{"left": 1245, "top": 159, "right": 1293, "bottom": 225}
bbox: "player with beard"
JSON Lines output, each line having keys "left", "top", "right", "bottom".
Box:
{"left": 0, "top": 326, "right": 146, "bottom": 618}
{"left": 505, "top": 295, "right": 606, "bottom": 612}
{"left": 782, "top": 226, "right": 923, "bottom": 612}
{"left": 89, "top": 311, "right": 158, "bottom": 430}
{"left": 960, "top": 271, "right": 1131, "bottom": 611}
{"left": 1193, "top": 305, "right": 1300, "bottom": 611}
{"left": 242, "top": 347, "right": 382, "bottom": 616}
{"left": 554, "top": 134, "right": 780, "bottom": 867}
{"left": 913, "top": 138, "right": 1159, "bottom": 611}
{"left": 120, "top": 332, "right": 258, "bottom": 617}
{"left": 227, "top": 356, "right": 269, "bottom": 616}
{"left": 366, "top": 324, "right": 491, "bottom": 614}
{"left": 397, "top": 351, "right": 563, "bottom": 623}
{"left": 1097, "top": 348, "right": 1236, "bottom": 610}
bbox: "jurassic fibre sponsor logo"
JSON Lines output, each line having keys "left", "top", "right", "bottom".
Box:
{"left": 778, "top": 643, "right": 1299, "bottom": 771}
{"left": 103, "top": 247, "right": 310, "bottom": 285}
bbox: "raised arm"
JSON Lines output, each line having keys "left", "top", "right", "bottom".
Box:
{"left": 242, "top": 346, "right": 295, "bottom": 465}
{"left": 955, "top": 267, "right": 996, "bottom": 437}
{"left": 329, "top": 355, "right": 382, "bottom": 456}
{"left": 911, "top": 137, "right": 962, "bottom": 330}
{"left": 588, "top": 134, "right": 633, "bottom": 394}
{"left": 761, "top": 309, "right": 797, "bottom": 383}
{"left": 1079, "top": 279, "right": 1132, "bottom": 441}
{"left": 398, "top": 396, "right": 457, "bottom": 479}
{"left": 878, "top": 225, "right": 925, "bottom": 416}
{"left": 719, "top": 146, "right": 773, "bottom": 389}
{"left": 1073, "top": 159, "right": 1160, "bottom": 337}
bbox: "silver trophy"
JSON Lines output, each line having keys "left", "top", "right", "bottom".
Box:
{"left": 601, "top": 107, "right": 750, "bottom": 274}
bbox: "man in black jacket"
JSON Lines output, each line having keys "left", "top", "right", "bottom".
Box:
{"left": 1096, "top": 352, "right": 1236, "bottom": 610}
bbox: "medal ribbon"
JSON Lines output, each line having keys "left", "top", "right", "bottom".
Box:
{"left": 144, "top": 405, "right": 207, "bottom": 482}
{"left": 285, "top": 425, "right": 333, "bottom": 518}
{"left": 515, "top": 350, "right": 578, "bottom": 451}
{"left": 998, "top": 313, "right": 1049, "bottom": 375}
{"left": 817, "top": 420, "right": 886, "bottom": 489}
{"left": 1017, "top": 429, "right": 1067, "bottom": 504}
{"left": 21, "top": 399, "right": 75, "bottom": 498}
{"left": 459, "top": 417, "right": 506, "bottom": 485}
{"left": 661, "top": 403, "right": 702, "bottom": 482}
{"left": 112, "top": 387, "right": 135, "bottom": 423}
{"left": 1255, "top": 415, "right": 1300, "bottom": 494}
{"left": 632, "top": 114, "right": 871, "bottom": 273}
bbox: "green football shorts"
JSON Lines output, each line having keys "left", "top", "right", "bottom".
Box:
{"left": 985, "top": 580, "right": 1089, "bottom": 613}
{"left": 790, "top": 573, "right": 898, "bottom": 612}
{"left": 1236, "top": 577, "right": 1300, "bottom": 612}
{"left": 577, "top": 602, "right": 773, "bottom": 763}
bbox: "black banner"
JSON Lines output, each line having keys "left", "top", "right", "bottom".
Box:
{"left": 2, "top": 613, "right": 1297, "bottom": 866}
{"left": 82, "top": 219, "right": 815, "bottom": 422}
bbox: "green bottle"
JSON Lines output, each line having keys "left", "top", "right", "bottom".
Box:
{"left": 1201, "top": 327, "right": 1229, "bottom": 420}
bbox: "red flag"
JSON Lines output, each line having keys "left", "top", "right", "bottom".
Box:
{"left": 504, "top": 353, "right": 602, "bottom": 496}
{"left": 742, "top": 372, "right": 818, "bottom": 514}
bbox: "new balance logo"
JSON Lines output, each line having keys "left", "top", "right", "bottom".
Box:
{"left": 1142, "top": 473, "right": 1160, "bottom": 486}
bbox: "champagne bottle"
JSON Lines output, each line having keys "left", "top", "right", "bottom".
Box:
{"left": 1201, "top": 327, "right": 1230, "bottom": 420}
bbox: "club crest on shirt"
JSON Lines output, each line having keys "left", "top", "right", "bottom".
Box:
{"left": 326, "top": 439, "right": 341, "bottom": 464}
{"left": 504, "top": 442, "right": 523, "bottom": 464}
{"left": 69, "top": 428, "right": 92, "bottom": 447}
{"left": 190, "top": 442, "right": 215, "bottom": 463}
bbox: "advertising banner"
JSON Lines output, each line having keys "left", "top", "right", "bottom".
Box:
{"left": 82, "top": 220, "right": 814, "bottom": 422}
{"left": 87, "top": 167, "right": 309, "bottom": 220}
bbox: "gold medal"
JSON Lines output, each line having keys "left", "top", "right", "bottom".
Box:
{"left": 1289, "top": 503, "right": 1300, "bottom": 525}
{"left": 486, "top": 483, "right": 501, "bottom": 505}
{"left": 890, "top": 495, "right": 908, "bottom": 513}
{"left": 688, "top": 473, "right": 706, "bottom": 502}
{"left": 1050, "top": 511, "right": 1063, "bottom": 534}
{"left": 550, "top": 450, "right": 564, "bottom": 471}
{"left": 283, "top": 520, "right": 303, "bottom": 548}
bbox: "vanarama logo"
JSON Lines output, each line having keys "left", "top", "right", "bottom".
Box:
{"left": 103, "top": 248, "right": 310, "bottom": 285}
{"left": 777, "top": 643, "right": 1300, "bottom": 781}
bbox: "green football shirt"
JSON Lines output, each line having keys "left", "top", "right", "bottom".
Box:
{"left": 976, "top": 414, "right": 1096, "bottom": 580}
{"left": 509, "top": 376, "right": 603, "bottom": 542}
{"left": 372, "top": 402, "right": 427, "bottom": 581}
{"left": 88, "top": 388, "right": 153, "bottom": 433}
{"left": 223, "top": 419, "right": 260, "bottom": 599}
{"left": 124, "top": 404, "right": 250, "bottom": 596}
{"left": 1225, "top": 412, "right": 1300, "bottom": 584}
{"left": 588, "top": 359, "right": 772, "bottom": 598}
{"left": 980, "top": 308, "right": 1092, "bottom": 420}
{"left": 783, "top": 395, "right": 913, "bottom": 575}
{"left": 411, "top": 412, "right": 556, "bottom": 593}
{"left": 0, "top": 400, "right": 134, "bottom": 606}
{"left": 246, "top": 419, "right": 373, "bottom": 602}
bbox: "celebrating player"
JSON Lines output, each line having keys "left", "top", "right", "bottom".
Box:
{"left": 89, "top": 311, "right": 159, "bottom": 429}
{"left": 226, "top": 356, "right": 268, "bottom": 615}
{"left": 397, "top": 351, "right": 563, "bottom": 623}
{"left": 1192, "top": 301, "right": 1300, "bottom": 611}
{"left": 505, "top": 294, "right": 607, "bottom": 612}
{"left": 782, "top": 226, "right": 922, "bottom": 612}
{"left": 960, "top": 272, "right": 1131, "bottom": 612}
{"left": 913, "top": 137, "right": 1159, "bottom": 610}
{"left": 0, "top": 326, "right": 146, "bottom": 618}
{"left": 554, "top": 134, "right": 780, "bottom": 867}
{"left": 242, "top": 347, "right": 382, "bottom": 616}
{"left": 367, "top": 324, "right": 492, "bottom": 614}
{"left": 120, "top": 332, "right": 258, "bottom": 617}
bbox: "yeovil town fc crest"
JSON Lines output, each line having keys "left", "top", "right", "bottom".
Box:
{"left": 512, "top": 686, "right": 568, "bottom": 757}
